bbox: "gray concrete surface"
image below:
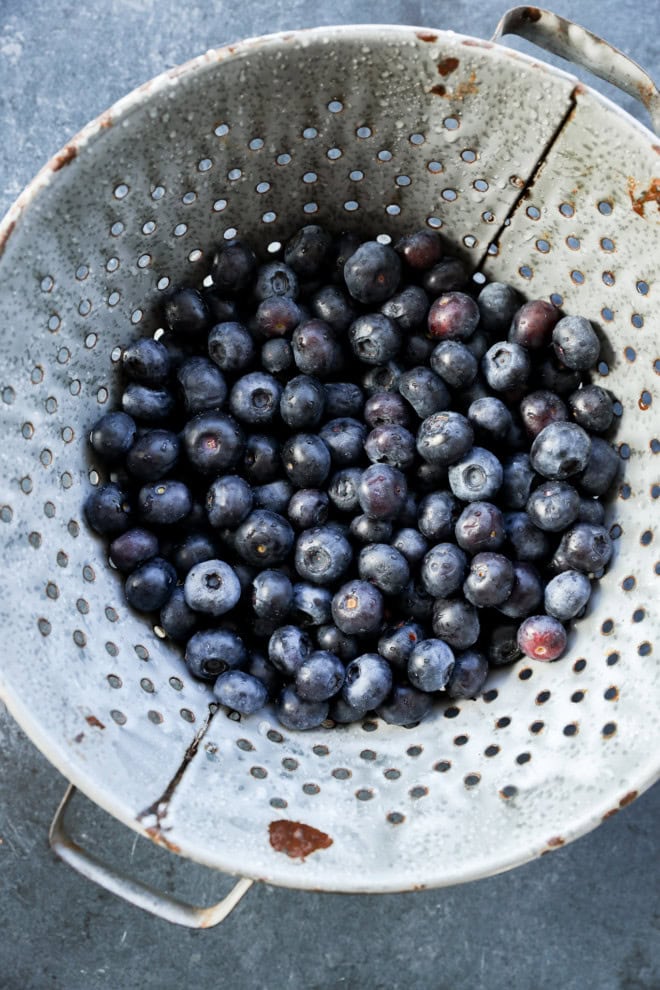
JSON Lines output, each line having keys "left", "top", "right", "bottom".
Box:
{"left": 0, "top": 1, "right": 658, "bottom": 987}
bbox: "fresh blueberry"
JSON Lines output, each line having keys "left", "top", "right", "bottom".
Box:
{"left": 276, "top": 685, "right": 329, "bottom": 730}
{"left": 377, "top": 622, "right": 425, "bottom": 672}
{"left": 164, "top": 287, "right": 209, "bottom": 337}
{"left": 578, "top": 438, "right": 620, "bottom": 496}
{"left": 577, "top": 498, "right": 605, "bottom": 525}
{"left": 395, "top": 229, "right": 443, "bottom": 271}
{"left": 124, "top": 557, "right": 176, "bottom": 612}
{"left": 381, "top": 285, "right": 430, "bottom": 332}
{"left": 417, "top": 491, "right": 457, "bottom": 541}
{"left": 416, "top": 411, "right": 474, "bottom": 465}
{"left": 280, "top": 374, "right": 325, "bottom": 429}
{"left": 176, "top": 357, "right": 227, "bottom": 414}
{"left": 206, "top": 475, "right": 253, "bottom": 529}
{"left": 464, "top": 331, "right": 491, "bottom": 362}
{"left": 243, "top": 433, "right": 281, "bottom": 484}
{"left": 207, "top": 321, "right": 256, "bottom": 372}
{"left": 377, "top": 684, "right": 434, "bottom": 726}
{"left": 284, "top": 224, "right": 332, "bottom": 276}
{"left": 361, "top": 361, "right": 404, "bottom": 395}
{"left": 551, "top": 523, "right": 613, "bottom": 575}
{"left": 415, "top": 461, "right": 450, "bottom": 494}
{"left": 358, "top": 543, "right": 410, "bottom": 594}
{"left": 290, "top": 582, "right": 333, "bottom": 627}
{"left": 500, "top": 453, "right": 537, "bottom": 510}
{"left": 396, "top": 492, "right": 419, "bottom": 528}
{"left": 349, "top": 313, "right": 401, "bottom": 366}
{"left": 316, "top": 624, "right": 359, "bottom": 662}
{"left": 430, "top": 340, "right": 478, "bottom": 389}
{"left": 446, "top": 649, "right": 489, "bottom": 700}
{"left": 364, "top": 391, "right": 413, "bottom": 429}
{"left": 261, "top": 338, "right": 293, "bottom": 374}
{"left": 281, "top": 433, "right": 331, "bottom": 488}
{"left": 229, "top": 371, "right": 282, "bottom": 425}
{"left": 568, "top": 385, "right": 614, "bottom": 433}
{"left": 159, "top": 585, "right": 198, "bottom": 643}
{"left": 203, "top": 291, "right": 239, "bottom": 326}
{"left": 486, "top": 622, "right": 523, "bottom": 666}
{"left": 427, "top": 292, "right": 479, "bottom": 341}
{"left": 357, "top": 463, "right": 407, "bottom": 520}
{"left": 185, "top": 627, "right": 247, "bottom": 679}
{"left": 214, "top": 670, "right": 268, "bottom": 715}
{"left": 323, "top": 381, "right": 364, "bottom": 418}
{"left": 538, "top": 356, "right": 582, "bottom": 396}
{"left": 344, "top": 241, "right": 401, "bottom": 304}
{"left": 498, "top": 562, "right": 543, "bottom": 619}
{"left": 332, "top": 580, "right": 384, "bottom": 635}
{"left": 342, "top": 653, "right": 393, "bottom": 710}
{"left": 109, "top": 527, "right": 159, "bottom": 572}
{"left": 138, "top": 479, "right": 192, "bottom": 526}
{"left": 122, "top": 338, "right": 171, "bottom": 385}
{"left": 421, "top": 542, "right": 467, "bottom": 597}
{"left": 398, "top": 366, "right": 450, "bottom": 419}
{"left": 448, "top": 447, "right": 503, "bottom": 502}
{"left": 408, "top": 639, "right": 455, "bottom": 692}
{"left": 182, "top": 411, "right": 245, "bottom": 474}
{"left": 530, "top": 421, "right": 591, "bottom": 480}
{"left": 544, "top": 570, "right": 592, "bottom": 621}
{"left": 184, "top": 559, "right": 241, "bottom": 616}
{"left": 464, "top": 552, "right": 515, "bottom": 607}
{"left": 121, "top": 383, "right": 175, "bottom": 424}
{"left": 295, "top": 526, "right": 353, "bottom": 585}
{"left": 517, "top": 614, "right": 567, "bottom": 661}
{"left": 467, "top": 397, "right": 512, "bottom": 444}
{"left": 89, "top": 412, "right": 137, "bottom": 463}
{"left": 422, "top": 258, "right": 469, "bottom": 295}
{"left": 291, "top": 319, "right": 342, "bottom": 377}
{"left": 482, "top": 341, "right": 531, "bottom": 392}
{"left": 234, "top": 510, "right": 294, "bottom": 566}
{"left": 477, "top": 282, "right": 520, "bottom": 335}
{"left": 508, "top": 299, "right": 559, "bottom": 349}
{"left": 350, "top": 514, "right": 393, "bottom": 544}
{"left": 397, "top": 579, "right": 434, "bottom": 621}
{"left": 402, "top": 334, "right": 435, "bottom": 367}
{"left": 329, "top": 231, "right": 362, "bottom": 282}
{"left": 254, "top": 296, "right": 301, "bottom": 338}
{"left": 251, "top": 569, "right": 293, "bottom": 622}
{"left": 503, "top": 512, "right": 551, "bottom": 562}
{"left": 432, "top": 597, "right": 480, "bottom": 650}
{"left": 365, "top": 424, "right": 415, "bottom": 469}
{"left": 552, "top": 315, "right": 600, "bottom": 370}
{"left": 526, "top": 480, "right": 580, "bottom": 532}
{"left": 255, "top": 261, "right": 299, "bottom": 301}
{"left": 245, "top": 650, "right": 281, "bottom": 697}
{"left": 253, "top": 480, "right": 294, "bottom": 515}
{"left": 455, "top": 502, "right": 505, "bottom": 553}
{"left": 211, "top": 239, "right": 257, "bottom": 294}
{"left": 287, "top": 488, "right": 330, "bottom": 529}
{"left": 172, "top": 531, "right": 217, "bottom": 574}
{"left": 268, "top": 625, "right": 313, "bottom": 677}
{"left": 520, "top": 390, "right": 568, "bottom": 441}
{"left": 311, "top": 285, "right": 356, "bottom": 333}
{"left": 126, "top": 429, "right": 180, "bottom": 481}
{"left": 295, "top": 651, "right": 345, "bottom": 702}
{"left": 84, "top": 483, "right": 132, "bottom": 536}
{"left": 391, "top": 528, "right": 429, "bottom": 565}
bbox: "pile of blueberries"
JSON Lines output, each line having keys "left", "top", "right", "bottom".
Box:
{"left": 84, "top": 225, "right": 620, "bottom": 730}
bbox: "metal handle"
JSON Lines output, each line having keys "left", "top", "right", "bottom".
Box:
{"left": 49, "top": 784, "right": 253, "bottom": 928}
{"left": 493, "top": 6, "right": 660, "bottom": 133}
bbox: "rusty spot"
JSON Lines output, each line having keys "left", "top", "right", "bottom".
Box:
{"left": 98, "top": 112, "right": 113, "bottom": 129}
{"left": 619, "top": 790, "right": 638, "bottom": 807}
{"left": 653, "top": 145, "right": 660, "bottom": 155}
{"left": 85, "top": 714, "right": 105, "bottom": 729}
{"left": 510, "top": 174, "right": 525, "bottom": 189}
{"left": 547, "top": 836, "right": 565, "bottom": 847}
{"left": 417, "top": 31, "right": 438, "bottom": 43}
{"left": 462, "top": 39, "right": 493, "bottom": 49}
{"left": 602, "top": 807, "right": 619, "bottom": 820}
{"left": 574, "top": 82, "right": 588, "bottom": 97}
{"left": 52, "top": 144, "right": 77, "bottom": 172}
{"left": 627, "top": 176, "right": 660, "bottom": 217}
{"left": 520, "top": 6, "right": 542, "bottom": 21}
{"left": 269, "top": 820, "right": 333, "bottom": 860}
{"left": 74, "top": 732, "right": 85, "bottom": 743}
{"left": 437, "top": 56, "right": 459, "bottom": 76}
{"left": 0, "top": 219, "right": 16, "bottom": 257}
{"left": 144, "top": 825, "right": 181, "bottom": 854}
{"left": 430, "top": 84, "right": 447, "bottom": 97}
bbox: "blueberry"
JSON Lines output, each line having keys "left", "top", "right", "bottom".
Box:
{"left": 211, "top": 239, "right": 257, "bottom": 294}
{"left": 249, "top": 570, "right": 293, "bottom": 623}
{"left": 184, "top": 559, "right": 241, "bottom": 616}
{"left": 498, "top": 564, "right": 543, "bottom": 619}
{"left": 508, "top": 299, "right": 559, "bottom": 349}
{"left": 464, "top": 331, "right": 491, "bottom": 362}
{"left": 396, "top": 492, "right": 419, "bottom": 528}
{"left": 214, "top": 670, "right": 268, "bottom": 714}
{"left": 500, "top": 453, "right": 537, "bottom": 510}
{"left": 185, "top": 627, "right": 247, "bottom": 680}
{"left": 477, "top": 282, "right": 520, "bottom": 335}
{"left": 285, "top": 489, "right": 327, "bottom": 531}
{"left": 159, "top": 585, "right": 198, "bottom": 643}
{"left": 364, "top": 391, "right": 413, "bottom": 429}
{"left": 568, "top": 385, "right": 614, "bottom": 433}
{"left": 245, "top": 650, "right": 281, "bottom": 697}
{"left": 396, "top": 579, "right": 434, "bottom": 621}
{"left": 432, "top": 597, "right": 480, "bottom": 650}
{"left": 122, "top": 338, "right": 171, "bottom": 385}
{"left": 395, "top": 229, "right": 443, "bottom": 270}
{"left": 234, "top": 510, "right": 294, "bottom": 566}
{"left": 552, "top": 315, "right": 600, "bottom": 370}
{"left": 430, "top": 340, "right": 478, "bottom": 389}
{"left": 398, "top": 366, "right": 450, "bottom": 419}
{"left": 578, "top": 438, "right": 620, "bottom": 496}
{"left": 482, "top": 342, "right": 531, "bottom": 392}
{"left": 318, "top": 418, "right": 367, "bottom": 469}
{"left": 261, "top": 338, "right": 293, "bottom": 374}
{"left": 109, "top": 527, "right": 159, "bottom": 572}
{"left": 254, "top": 296, "right": 301, "bottom": 338}
{"left": 415, "top": 461, "right": 449, "bottom": 494}
{"left": 349, "top": 313, "right": 401, "bottom": 366}
{"left": 391, "top": 527, "right": 429, "bottom": 565}
{"left": 538, "top": 356, "right": 581, "bottom": 396}
{"left": 446, "top": 649, "right": 489, "bottom": 700}
{"left": 503, "top": 512, "right": 551, "bottom": 562}
{"left": 208, "top": 321, "right": 256, "bottom": 372}
{"left": 295, "top": 651, "right": 345, "bottom": 702}
{"left": 402, "top": 334, "right": 435, "bottom": 367}
{"left": 342, "top": 654, "right": 393, "bottom": 710}
{"left": 544, "top": 569, "right": 592, "bottom": 621}
{"left": 350, "top": 514, "right": 393, "bottom": 544}
{"left": 255, "top": 261, "right": 299, "bottom": 301}
{"left": 427, "top": 292, "right": 479, "bottom": 341}
{"left": 176, "top": 357, "right": 227, "bottom": 414}
{"left": 551, "top": 523, "right": 613, "bottom": 575}
{"left": 526, "top": 480, "right": 580, "bottom": 532}
{"left": 358, "top": 543, "right": 410, "bottom": 594}
{"left": 323, "top": 381, "right": 364, "bottom": 418}
{"left": 268, "top": 625, "right": 313, "bottom": 677}
{"left": 408, "top": 639, "right": 455, "bottom": 692}
{"left": 89, "top": 411, "right": 137, "bottom": 463}
{"left": 280, "top": 375, "right": 326, "bottom": 430}
{"left": 344, "top": 241, "right": 401, "bottom": 304}
{"left": 416, "top": 411, "right": 474, "bottom": 465}
{"left": 125, "top": 557, "right": 176, "bottom": 612}
{"left": 365, "top": 424, "right": 415, "bottom": 469}
{"left": 517, "top": 614, "right": 567, "bottom": 661}
{"left": 417, "top": 491, "right": 457, "bottom": 541}
{"left": 172, "top": 531, "right": 217, "bottom": 574}
{"left": 164, "top": 287, "right": 209, "bottom": 337}
{"left": 284, "top": 224, "right": 332, "bottom": 276}
{"left": 121, "top": 383, "right": 175, "bottom": 424}
{"left": 330, "top": 231, "right": 362, "bottom": 282}
{"left": 253, "top": 480, "right": 294, "bottom": 515}
{"left": 316, "top": 624, "right": 359, "bottom": 662}
{"left": 229, "top": 371, "right": 282, "bottom": 425}
{"left": 332, "top": 580, "right": 384, "bottom": 635}
{"left": 381, "top": 285, "right": 430, "bottom": 333}
{"left": 377, "top": 622, "right": 425, "bottom": 672}
{"left": 377, "top": 684, "right": 434, "bottom": 726}
{"left": 530, "top": 421, "right": 591, "bottom": 480}
{"left": 361, "top": 361, "right": 404, "bottom": 395}
{"left": 206, "top": 475, "right": 253, "bottom": 529}
{"left": 423, "top": 258, "right": 470, "bottom": 295}
{"left": 282, "top": 433, "right": 331, "bottom": 487}
{"left": 137, "top": 479, "right": 191, "bottom": 526}
{"left": 243, "top": 433, "right": 281, "bottom": 484}
{"left": 448, "top": 447, "right": 503, "bottom": 502}
{"left": 455, "top": 502, "right": 505, "bottom": 553}
{"left": 464, "top": 552, "right": 514, "bottom": 607}
{"left": 467, "top": 397, "right": 512, "bottom": 444}
{"left": 182, "top": 412, "right": 245, "bottom": 474}
{"left": 311, "top": 285, "right": 356, "bottom": 333}
{"left": 291, "top": 318, "right": 342, "bottom": 377}
{"left": 519, "top": 389, "right": 568, "bottom": 440}
{"left": 203, "top": 291, "right": 239, "bottom": 325}
{"left": 577, "top": 498, "right": 605, "bottom": 525}
{"left": 357, "top": 463, "right": 407, "bottom": 520}
{"left": 486, "top": 622, "right": 522, "bottom": 666}
{"left": 276, "top": 685, "right": 329, "bottom": 730}
{"left": 421, "top": 543, "right": 467, "bottom": 597}
{"left": 126, "top": 429, "right": 180, "bottom": 481}
{"left": 295, "top": 526, "right": 353, "bottom": 585}
{"left": 291, "top": 582, "right": 333, "bottom": 627}
{"left": 84, "top": 483, "right": 132, "bottom": 536}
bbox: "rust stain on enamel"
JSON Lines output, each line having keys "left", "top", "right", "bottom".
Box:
{"left": 619, "top": 790, "right": 638, "bottom": 807}
{"left": 269, "top": 820, "right": 333, "bottom": 860}
{"left": 627, "top": 176, "right": 660, "bottom": 216}
{"left": 52, "top": 144, "right": 78, "bottom": 171}
{"left": 144, "top": 826, "right": 181, "bottom": 854}
{"left": 437, "top": 56, "right": 459, "bottom": 76}
{"left": 85, "top": 714, "right": 105, "bottom": 729}
{"left": 417, "top": 31, "right": 438, "bottom": 43}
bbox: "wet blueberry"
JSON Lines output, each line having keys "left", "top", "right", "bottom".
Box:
{"left": 344, "top": 240, "right": 401, "bottom": 304}
{"left": 184, "top": 559, "right": 241, "bottom": 616}
{"left": 391, "top": 527, "right": 429, "bottom": 565}
{"left": 126, "top": 429, "right": 180, "bottom": 482}
{"left": 448, "top": 447, "right": 503, "bottom": 502}
{"left": 84, "top": 483, "right": 132, "bottom": 536}
{"left": 446, "top": 649, "right": 488, "bottom": 700}
{"left": 164, "top": 287, "right": 209, "bottom": 337}
{"left": 342, "top": 653, "right": 393, "bottom": 710}
{"left": 349, "top": 313, "right": 401, "bottom": 365}
{"left": 578, "top": 438, "right": 620, "bottom": 496}
{"left": 530, "top": 421, "right": 591, "bottom": 480}
{"left": 206, "top": 475, "right": 253, "bottom": 529}
{"left": 288, "top": 488, "right": 330, "bottom": 529}
{"left": 365, "top": 424, "right": 415, "bottom": 469}
{"left": 234, "top": 510, "right": 294, "bottom": 566}
{"left": 251, "top": 569, "right": 293, "bottom": 621}
{"left": 508, "top": 299, "right": 559, "bottom": 349}
{"left": 423, "top": 257, "right": 469, "bottom": 295}
{"left": 498, "top": 562, "right": 543, "bottom": 619}
{"left": 431, "top": 597, "right": 480, "bottom": 650}
{"left": 323, "top": 381, "right": 364, "bottom": 418}
{"left": 159, "top": 585, "right": 198, "bottom": 643}
{"left": 214, "top": 670, "right": 269, "bottom": 714}
{"left": 276, "top": 685, "right": 329, "bottom": 730}
{"left": 185, "top": 627, "right": 247, "bottom": 679}
{"left": 430, "top": 340, "right": 478, "bottom": 389}
{"left": 268, "top": 624, "right": 313, "bottom": 677}
{"left": 395, "top": 229, "right": 443, "bottom": 271}
{"left": 122, "top": 338, "right": 171, "bottom": 385}
{"left": 427, "top": 292, "right": 479, "bottom": 341}
{"left": 290, "top": 582, "right": 333, "bottom": 627}
{"left": 486, "top": 622, "right": 522, "bottom": 666}
{"left": 253, "top": 479, "right": 293, "bottom": 515}
{"left": 417, "top": 491, "right": 457, "bottom": 541}
{"left": 172, "top": 531, "right": 217, "bottom": 574}
{"left": 316, "top": 624, "right": 359, "bottom": 662}
{"left": 255, "top": 261, "right": 299, "bottom": 301}
{"left": 295, "top": 526, "right": 353, "bottom": 585}
{"left": 211, "top": 239, "right": 257, "bottom": 294}
{"left": 284, "top": 224, "right": 333, "bottom": 277}
{"left": 182, "top": 412, "right": 245, "bottom": 474}
{"left": 399, "top": 366, "right": 450, "bottom": 419}
{"left": 416, "top": 411, "right": 473, "bottom": 466}
{"left": 552, "top": 315, "right": 600, "bottom": 370}
{"left": 519, "top": 390, "right": 568, "bottom": 440}
{"left": 421, "top": 543, "right": 467, "bottom": 598}
{"left": 381, "top": 285, "right": 430, "bottom": 331}
{"left": 261, "top": 337, "right": 293, "bottom": 374}
{"left": 89, "top": 412, "right": 136, "bottom": 463}
{"left": 551, "top": 523, "right": 613, "bottom": 575}
{"left": 500, "top": 453, "right": 537, "bottom": 510}
{"left": 207, "top": 321, "right": 256, "bottom": 372}
{"left": 518, "top": 614, "right": 567, "bottom": 661}
{"left": 350, "top": 514, "right": 393, "bottom": 544}
{"left": 121, "top": 383, "right": 175, "bottom": 423}
{"left": 408, "top": 639, "right": 455, "bottom": 692}
{"left": 477, "top": 282, "right": 520, "bottom": 335}
{"left": 377, "top": 622, "right": 425, "bottom": 672}
{"left": 503, "top": 512, "right": 551, "bottom": 562}
{"left": 176, "top": 357, "right": 227, "bottom": 414}
{"left": 280, "top": 374, "right": 325, "bottom": 429}
{"left": 463, "top": 552, "right": 515, "bottom": 607}
{"left": 357, "top": 463, "right": 407, "bottom": 520}
{"left": 364, "top": 391, "right": 413, "bottom": 430}
{"left": 295, "top": 650, "right": 345, "bottom": 702}
{"left": 291, "top": 319, "right": 342, "bottom": 377}
{"left": 377, "top": 684, "right": 434, "bottom": 726}
{"left": 482, "top": 341, "right": 531, "bottom": 392}
{"left": 544, "top": 569, "right": 592, "bottom": 621}
{"left": 358, "top": 543, "right": 410, "bottom": 594}
{"left": 282, "top": 433, "right": 331, "bottom": 488}
{"left": 455, "top": 501, "right": 505, "bottom": 553}
{"left": 109, "top": 527, "right": 159, "bottom": 572}
{"left": 311, "top": 285, "right": 356, "bottom": 333}
{"left": 243, "top": 433, "right": 280, "bottom": 484}
{"left": 332, "top": 580, "right": 384, "bottom": 635}
{"left": 124, "top": 557, "right": 176, "bottom": 612}
{"left": 467, "top": 397, "right": 512, "bottom": 445}
{"left": 229, "top": 371, "right": 282, "bottom": 425}
{"left": 569, "top": 384, "right": 614, "bottom": 434}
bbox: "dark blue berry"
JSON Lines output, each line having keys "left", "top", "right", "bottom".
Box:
{"left": 503, "top": 511, "right": 551, "bottom": 562}
{"left": 138, "top": 479, "right": 192, "bottom": 526}
{"left": 251, "top": 569, "right": 293, "bottom": 621}
{"left": 467, "top": 397, "right": 512, "bottom": 444}
{"left": 508, "top": 299, "right": 559, "bottom": 349}
{"left": 291, "top": 582, "right": 333, "bottom": 627}
{"left": 377, "top": 684, "right": 434, "bottom": 726}
{"left": 268, "top": 625, "right": 313, "bottom": 677}
{"left": 185, "top": 627, "right": 247, "bottom": 679}
{"left": 214, "top": 670, "right": 268, "bottom": 714}
{"left": 432, "top": 597, "right": 480, "bottom": 649}
{"left": 288, "top": 488, "right": 330, "bottom": 529}
{"left": 126, "top": 429, "right": 180, "bottom": 481}
{"left": 204, "top": 291, "right": 239, "bottom": 325}
{"left": 319, "top": 418, "right": 367, "bottom": 467}
{"left": 349, "top": 514, "right": 393, "bottom": 544}
{"left": 172, "top": 531, "right": 217, "bottom": 574}
{"left": 282, "top": 433, "right": 331, "bottom": 488}
{"left": 530, "top": 421, "right": 591, "bottom": 480}
{"left": 229, "top": 371, "right": 282, "bottom": 425}
{"left": 349, "top": 313, "right": 401, "bottom": 365}
{"left": 343, "top": 653, "right": 393, "bottom": 710}
{"left": 122, "top": 338, "right": 171, "bottom": 385}
{"left": 364, "top": 391, "right": 413, "bottom": 429}
{"left": 421, "top": 542, "right": 467, "bottom": 597}
{"left": 477, "top": 282, "right": 520, "bottom": 335}
{"left": 121, "top": 383, "right": 175, "bottom": 423}
{"left": 89, "top": 412, "right": 137, "bottom": 463}
{"left": 184, "top": 559, "right": 241, "bottom": 615}
{"left": 544, "top": 570, "right": 592, "bottom": 621}
{"left": 551, "top": 523, "right": 612, "bottom": 575}
{"left": 361, "top": 360, "right": 404, "bottom": 395}
{"left": 464, "top": 552, "right": 514, "bottom": 607}
{"left": 431, "top": 340, "right": 478, "bottom": 389}
{"left": 182, "top": 412, "right": 245, "bottom": 475}
{"left": 261, "top": 338, "right": 293, "bottom": 374}
{"left": 391, "top": 527, "right": 429, "bottom": 565}
{"left": 487, "top": 622, "right": 523, "bottom": 666}
{"left": 365, "top": 424, "right": 415, "bottom": 469}
{"left": 253, "top": 480, "right": 294, "bottom": 515}
{"left": 311, "top": 285, "right": 356, "bottom": 332}
{"left": 164, "top": 288, "right": 209, "bottom": 337}
{"left": 395, "top": 229, "right": 443, "bottom": 271}
{"left": 125, "top": 557, "right": 176, "bottom": 612}
{"left": 427, "top": 292, "right": 479, "bottom": 341}
{"left": 446, "top": 649, "right": 488, "bottom": 699}
{"left": 323, "top": 381, "right": 364, "bottom": 418}
{"left": 344, "top": 241, "right": 401, "bottom": 304}
{"left": 381, "top": 285, "right": 429, "bottom": 331}
{"left": 84, "top": 483, "right": 132, "bottom": 536}
{"left": 280, "top": 375, "right": 325, "bottom": 429}
{"left": 206, "top": 475, "right": 253, "bottom": 528}
{"left": 498, "top": 562, "right": 542, "bottom": 619}
{"left": 176, "top": 357, "right": 227, "bottom": 414}
{"left": 455, "top": 502, "right": 505, "bottom": 553}
{"left": 109, "top": 527, "right": 159, "bottom": 572}
{"left": 245, "top": 650, "right": 281, "bottom": 697}
{"left": 415, "top": 461, "right": 449, "bottom": 494}
{"left": 357, "top": 463, "right": 407, "bottom": 520}
{"left": 292, "top": 319, "right": 341, "bottom": 377}
{"left": 408, "top": 639, "right": 455, "bottom": 692}
{"left": 552, "top": 315, "right": 600, "bottom": 370}
{"left": 482, "top": 341, "right": 531, "bottom": 392}
{"left": 284, "top": 224, "right": 332, "bottom": 277}
{"left": 448, "top": 447, "right": 503, "bottom": 502}
{"left": 526, "top": 481, "right": 580, "bottom": 532}
{"left": 568, "top": 385, "right": 614, "bottom": 433}
{"left": 208, "top": 321, "right": 256, "bottom": 375}
{"left": 423, "top": 258, "right": 469, "bottom": 295}
{"left": 243, "top": 433, "right": 280, "bottom": 484}
{"left": 403, "top": 334, "right": 436, "bottom": 367}
{"left": 578, "top": 438, "right": 620, "bottom": 496}
{"left": 255, "top": 261, "right": 299, "bottom": 301}
{"left": 538, "top": 356, "right": 581, "bottom": 396}
{"left": 358, "top": 543, "right": 410, "bottom": 594}
{"left": 254, "top": 296, "right": 301, "bottom": 338}
{"left": 332, "top": 580, "right": 384, "bottom": 635}
{"left": 577, "top": 498, "right": 605, "bottom": 525}
{"left": 295, "top": 650, "right": 345, "bottom": 701}
{"left": 316, "top": 624, "right": 359, "bottom": 662}
{"left": 416, "top": 411, "right": 473, "bottom": 465}
{"left": 211, "top": 239, "right": 257, "bottom": 294}
{"left": 234, "top": 510, "right": 294, "bottom": 566}
{"left": 417, "top": 491, "right": 457, "bottom": 541}
{"left": 520, "top": 390, "right": 568, "bottom": 440}
{"left": 295, "top": 526, "right": 353, "bottom": 585}
{"left": 377, "top": 622, "right": 425, "bottom": 672}
{"left": 276, "top": 685, "right": 329, "bottom": 730}
{"left": 398, "top": 366, "right": 450, "bottom": 419}
{"left": 159, "top": 585, "right": 198, "bottom": 643}
{"left": 396, "top": 579, "right": 434, "bottom": 620}
{"left": 500, "top": 453, "right": 537, "bottom": 510}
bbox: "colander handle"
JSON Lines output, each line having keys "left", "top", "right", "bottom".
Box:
{"left": 49, "top": 784, "right": 253, "bottom": 928}
{"left": 492, "top": 6, "right": 660, "bottom": 134}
